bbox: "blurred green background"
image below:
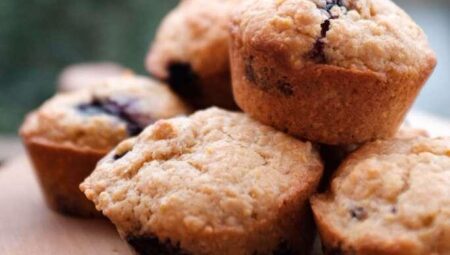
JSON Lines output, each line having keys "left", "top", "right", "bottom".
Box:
{"left": 0, "top": 0, "right": 448, "bottom": 134}
{"left": 0, "top": 0, "right": 177, "bottom": 133}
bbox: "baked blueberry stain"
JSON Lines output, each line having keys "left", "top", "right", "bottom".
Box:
{"left": 273, "top": 240, "right": 295, "bottom": 255}
{"left": 245, "top": 56, "right": 256, "bottom": 83}
{"left": 276, "top": 80, "right": 294, "bottom": 96}
{"left": 391, "top": 206, "right": 397, "bottom": 214}
{"left": 350, "top": 206, "right": 368, "bottom": 221}
{"left": 77, "top": 97, "right": 147, "bottom": 136}
{"left": 113, "top": 152, "right": 127, "bottom": 160}
{"left": 167, "top": 62, "right": 202, "bottom": 104}
{"left": 126, "top": 235, "right": 190, "bottom": 255}
{"left": 324, "top": 247, "right": 346, "bottom": 255}
{"left": 310, "top": 0, "right": 348, "bottom": 63}
{"left": 245, "top": 56, "right": 293, "bottom": 96}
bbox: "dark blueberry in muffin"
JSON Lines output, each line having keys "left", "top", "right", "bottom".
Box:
{"left": 323, "top": 246, "right": 346, "bottom": 255}
{"left": 113, "top": 152, "right": 127, "bottom": 160}
{"left": 310, "top": 40, "right": 327, "bottom": 63}
{"left": 126, "top": 236, "right": 190, "bottom": 255}
{"left": 78, "top": 97, "right": 152, "bottom": 136}
{"left": 391, "top": 206, "right": 397, "bottom": 214}
{"left": 349, "top": 206, "right": 368, "bottom": 221}
{"left": 167, "top": 63, "right": 202, "bottom": 104}
{"left": 244, "top": 56, "right": 256, "bottom": 83}
{"left": 273, "top": 240, "right": 295, "bottom": 255}
{"left": 309, "top": 0, "right": 349, "bottom": 63}
{"left": 276, "top": 80, "right": 294, "bottom": 96}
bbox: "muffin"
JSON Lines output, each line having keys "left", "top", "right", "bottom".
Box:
{"left": 229, "top": 0, "right": 436, "bottom": 145}
{"left": 20, "top": 75, "right": 190, "bottom": 217}
{"left": 147, "top": 0, "right": 239, "bottom": 110}
{"left": 81, "top": 108, "right": 323, "bottom": 254}
{"left": 311, "top": 137, "right": 450, "bottom": 254}
{"left": 58, "top": 62, "right": 128, "bottom": 92}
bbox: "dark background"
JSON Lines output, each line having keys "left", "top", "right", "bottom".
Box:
{"left": 0, "top": 0, "right": 448, "bottom": 134}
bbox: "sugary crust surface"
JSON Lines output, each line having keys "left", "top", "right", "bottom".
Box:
{"left": 147, "top": 0, "right": 238, "bottom": 79}
{"left": 81, "top": 108, "right": 323, "bottom": 255}
{"left": 229, "top": 0, "right": 436, "bottom": 144}
{"left": 231, "top": 0, "right": 436, "bottom": 74}
{"left": 312, "top": 137, "right": 450, "bottom": 255}
{"left": 21, "top": 75, "right": 190, "bottom": 152}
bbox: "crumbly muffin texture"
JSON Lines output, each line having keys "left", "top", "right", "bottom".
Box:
{"left": 232, "top": 0, "right": 435, "bottom": 74}
{"left": 312, "top": 137, "right": 450, "bottom": 254}
{"left": 229, "top": 0, "right": 436, "bottom": 144}
{"left": 81, "top": 108, "right": 323, "bottom": 255}
{"left": 21, "top": 75, "right": 190, "bottom": 152}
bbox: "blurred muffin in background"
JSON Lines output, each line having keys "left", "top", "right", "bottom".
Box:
{"left": 21, "top": 74, "right": 190, "bottom": 217}
{"left": 58, "top": 62, "right": 128, "bottom": 92}
{"left": 147, "top": 0, "right": 240, "bottom": 110}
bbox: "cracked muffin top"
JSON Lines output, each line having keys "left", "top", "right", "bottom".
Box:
{"left": 21, "top": 75, "right": 190, "bottom": 152}
{"left": 231, "top": 0, "right": 436, "bottom": 74}
{"left": 147, "top": 0, "right": 240, "bottom": 80}
{"left": 80, "top": 107, "right": 323, "bottom": 254}
{"left": 311, "top": 137, "right": 450, "bottom": 254}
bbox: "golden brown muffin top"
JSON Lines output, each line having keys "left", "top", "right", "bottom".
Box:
{"left": 81, "top": 107, "right": 323, "bottom": 255}
{"left": 312, "top": 137, "right": 450, "bottom": 254}
{"left": 21, "top": 75, "right": 190, "bottom": 152}
{"left": 231, "top": 0, "right": 436, "bottom": 75}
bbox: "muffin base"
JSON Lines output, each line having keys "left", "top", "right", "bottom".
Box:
{"left": 230, "top": 46, "right": 433, "bottom": 145}
{"left": 22, "top": 136, "right": 104, "bottom": 217}
{"left": 121, "top": 203, "right": 316, "bottom": 255}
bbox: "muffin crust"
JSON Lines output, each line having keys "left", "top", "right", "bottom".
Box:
{"left": 229, "top": 0, "right": 436, "bottom": 144}
{"left": 81, "top": 108, "right": 323, "bottom": 255}
{"left": 22, "top": 75, "right": 190, "bottom": 151}
{"left": 312, "top": 137, "right": 450, "bottom": 254}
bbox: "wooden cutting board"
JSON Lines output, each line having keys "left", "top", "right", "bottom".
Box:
{"left": 0, "top": 156, "right": 133, "bottom": 255}
{"left": 0, "top": 154, "right": 324, "bottom": 255}
{"left": 1, "top": 112, "right": 449, "bottom": 255}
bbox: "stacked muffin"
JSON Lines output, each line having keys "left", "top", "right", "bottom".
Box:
{"left": 21, "top": 0, "right": 449, "bottom": 255}
{"left": 21, "top": 74, "right": 190, "bottom": 217}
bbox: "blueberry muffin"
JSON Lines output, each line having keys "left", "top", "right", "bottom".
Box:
{"left": 81, "top": 108, "right": 323, "bottom": 254}
{"left": 311, "top": 137, "right": 450, "bottom": 254}
{"left": 20, "top": 75, "right": 190, "bottom": 217}
{"left": 229, "top": 0, "right": 436, "bottom": 145}
{"left": 58, "top": 62, "right": 128, "bottom": 92}
{"left": 147, "top": 0, "right": 239, "bottom": 110}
